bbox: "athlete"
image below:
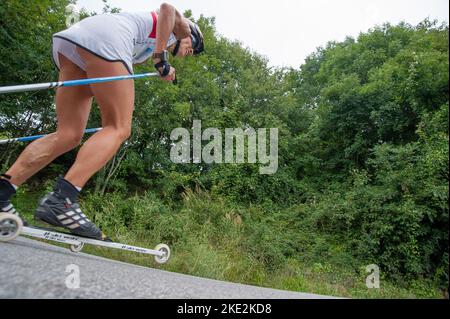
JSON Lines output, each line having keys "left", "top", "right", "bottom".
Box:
{"left": 0, "top": 3, "right": 204, "bottom": 240}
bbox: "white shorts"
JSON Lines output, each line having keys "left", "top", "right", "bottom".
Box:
{"left": 52, "top": 37, "right": 87, "bottom": 71}
{"left": 52, "top": 13, "right": 136, "bottom": 75}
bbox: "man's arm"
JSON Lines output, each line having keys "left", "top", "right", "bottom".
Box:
{"left": 155, "top": 3, "right": 190, "bottom": 54}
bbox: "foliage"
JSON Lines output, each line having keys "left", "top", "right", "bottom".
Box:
{"left": 1, "top": 0, "right": 448, "bottom": 297}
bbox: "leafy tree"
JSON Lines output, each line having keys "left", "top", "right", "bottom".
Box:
{"left": 0, "top": 1, "right": 448, "bottom": 291}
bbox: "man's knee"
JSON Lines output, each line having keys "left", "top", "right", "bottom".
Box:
{"left": 117, "top": 126, "right": 132, "bottom": 142}
{"left": 56, "top": 131, "right": 84, "bottom": 151}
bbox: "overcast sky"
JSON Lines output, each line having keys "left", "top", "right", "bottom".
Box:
{"left": 76, "top": 0, "right": 449, "bottom": 68}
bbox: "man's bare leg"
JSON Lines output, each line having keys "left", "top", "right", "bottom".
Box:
{"left": 64, "top": 48, "right": 135, "bottom": 188}
{"left": 0, "top": 54, "right": 92, "bottom": 226}
{"left": 4, "top": 54, "right": 93, "bottom": 187}
{"left": 33, "top": 48, "right": 134, "bottom": 240}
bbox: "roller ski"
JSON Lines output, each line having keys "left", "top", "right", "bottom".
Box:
{"left": 0, "top": 177, "right": 170, "bottom": 264}
{"left": 0, "top": 213, "right": 170, "bottom": 264}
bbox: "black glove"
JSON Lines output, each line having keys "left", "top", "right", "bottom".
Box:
{"left": 154, "top": 60, "right": 171, "bottom": 77}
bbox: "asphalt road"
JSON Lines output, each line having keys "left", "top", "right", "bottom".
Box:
{"left": 0, "top": 237, "right": 336, "bottom": 299}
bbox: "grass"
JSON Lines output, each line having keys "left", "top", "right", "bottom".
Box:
{"left": 10, "top": 187, "right": 445, "bottom": 299}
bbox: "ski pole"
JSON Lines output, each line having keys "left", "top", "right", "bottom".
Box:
{"left": 0, "top": 73, "right": 159, "bottom": 94}
{"left": 0, "top": 128, "right": 102, "bottom": 145}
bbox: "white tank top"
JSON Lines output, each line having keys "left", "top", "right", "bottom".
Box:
{"left": 120, "top": 11, "right": 178, "bottom": 64}
{"left": 119, "top": 11, "right": 177, "bottom": 64}
{"left": 53, "top": 11, "right": 177, "bottom": 74}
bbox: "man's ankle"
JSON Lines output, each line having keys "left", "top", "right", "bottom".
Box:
{"left": 54, "top": 177, "right": 80, "bottom": 203}
{"left": 0, "top": 178, "right": 17, "bottom": 202}
{"left": 0, "top": 174, "right": 19, "bottom": 190}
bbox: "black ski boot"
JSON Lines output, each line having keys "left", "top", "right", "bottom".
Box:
{"left": 34, "top": 177, "right": 108, "bottom": 241}
{"left": 0, "top": 177, "right": 29, "bottom": 226}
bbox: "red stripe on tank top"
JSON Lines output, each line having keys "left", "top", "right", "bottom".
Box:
{"left": 149, "top": 11, "right": 158, "bottom": 38}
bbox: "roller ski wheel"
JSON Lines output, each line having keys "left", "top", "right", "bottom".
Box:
{"left": 0, "top": 213, "right": 23, "bottom": 242}
{"left": 154, "top": 244, "right": 171, "bottom": 264}
{"left": 70, "top": 242, "right": 85, "bottom": 253}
